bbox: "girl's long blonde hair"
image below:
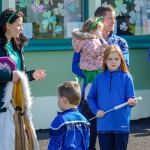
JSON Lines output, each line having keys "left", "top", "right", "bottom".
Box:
{"left": 102, "top": 45, "right": 130, "bottom": 74}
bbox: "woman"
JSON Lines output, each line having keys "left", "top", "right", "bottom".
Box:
{"left": 0, "top": 8, "right": 46, "bottom": 150}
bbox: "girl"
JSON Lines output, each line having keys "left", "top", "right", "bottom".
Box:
{"left": 87, "top": 45, "right": 137, "bottom": 150}
{"left": 72, "top": 17, "right": 107, "bottom": 100}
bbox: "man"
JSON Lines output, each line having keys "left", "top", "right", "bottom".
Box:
{"left": 72, "top": 5, "right": 129, "bottom": 150}
{"left": 94, "top": 6, "right": 129, "bottom": 66}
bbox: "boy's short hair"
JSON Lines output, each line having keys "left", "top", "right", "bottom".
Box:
{"left": 57, "top": 81, "right": 81, "bottom": 106}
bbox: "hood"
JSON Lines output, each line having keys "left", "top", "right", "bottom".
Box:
{"left": 72, "top": 28, "right": 96, "bottom": 39}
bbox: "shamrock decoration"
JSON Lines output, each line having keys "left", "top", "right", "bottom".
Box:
{"left": 69, "top": 0, "right": 79, "bottom": 12}
{"left": 18, "top": 0, "right": 27, "bottom": 8}
{"left": 32, "top": 5, "right": 43, "bottom": 13}
{"left": 69, "top": 5, "right": 75, "bottom": 12}
{"left": 55, "top": 25, "right": 62, "bottom": 34}
{"left": 134, "top": 0, "right": 144, "bottom": 12}
{"left": 44, "top": 0, "right": 53, "bottom": 5}
{"left": 120, "top": 22, "right": 128, "bottom": 31}
{"left": 34, "top": 0, "right": 40, "bottom": 7}
{"left": 31, "top": 0, "right": 43, "bottom": 13}
{"left": 53, "top": 3, "right": 65, "bottom": 16}
{"left": 129, "top": 10, "right": 139, "bottom": 24}
{"left": 42, "top": 10, "right": 57, "bottom": 30}
{"left": 115, "top": 0, "right": 127, "bottom": 16}
{"left": 69, "top": 0, "right": 75, "bottom": 2}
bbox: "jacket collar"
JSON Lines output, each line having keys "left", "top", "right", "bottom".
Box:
{"left": 57, "top": 108, "right": 78, "bottom": 115}
{"left": 105, "top": 69, "right": 121, "bottom": 76}
{"left": 72, "top": 28, "right": 96, "bottom": 39}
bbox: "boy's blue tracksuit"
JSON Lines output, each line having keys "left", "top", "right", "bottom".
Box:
{"left": 48, "top": 108, "right": 90, "bottom": 150}
{"left": 87, "top": 70, "right": 135, "bottom": 132}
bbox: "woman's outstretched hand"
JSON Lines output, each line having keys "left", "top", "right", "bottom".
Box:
{"left": 32, "top": 69, "right": 46, "bottom": 81}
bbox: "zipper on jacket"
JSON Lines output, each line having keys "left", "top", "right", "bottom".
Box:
{"left": 109, "top": 72, "right": 112, "bottom": 92}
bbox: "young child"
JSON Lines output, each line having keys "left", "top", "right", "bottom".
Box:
{"left": 87, "top": 45, "right": 137, "bottom": 150}
{"left": 72, "top": 17, "right": 108, "bottom": 100}
{"left": 48, "top": 81, "right": 90, "bottom": 150}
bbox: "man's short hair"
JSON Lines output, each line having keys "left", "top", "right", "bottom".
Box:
{"left": 94, "top": 5, "right": 114, "bottom": 17}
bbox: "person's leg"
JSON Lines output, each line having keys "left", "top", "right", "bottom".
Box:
{"left": 80, "top": 89, "right": 97, "bottom": 150}
{"left": 84, "top": 83, "right": 92, "bottom": 100}
{"left": 88, "top": 114, "right": 97, "bottom": 150}
{"left": 98, "top": 133, "right": 115, "bottom": 150}
{"left": 81, "top": 107, "right": 97, "bottom": 150}
{"left": 114, "top": 133, "right": 129, "bottom": 150}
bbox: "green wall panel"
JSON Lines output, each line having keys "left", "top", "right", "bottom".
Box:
{"left": 24, "top": 48, "right": 150, "bottom": 97}
{"left": 129, "top": 48, "right": 150, "bottom": 90}
{"left": 25, "top": 50, "right": 77, "bottom": 96}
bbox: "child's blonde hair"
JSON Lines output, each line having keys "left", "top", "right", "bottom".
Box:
{"left": 81, "top": 17, "right": 103, "bottom": 32}
{"left": 102, "top": 45, "right": 130, "bottom": 74}
{"left": 57, "top": 81, "right": 81, "bottom": 105}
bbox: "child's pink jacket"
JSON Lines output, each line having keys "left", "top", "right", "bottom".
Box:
{"left": 72, "top": 29, "right": 105, "bottom": 71}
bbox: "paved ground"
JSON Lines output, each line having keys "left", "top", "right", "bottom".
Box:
{"left": 37, "top": 117, "right": 150, "bottom": 150}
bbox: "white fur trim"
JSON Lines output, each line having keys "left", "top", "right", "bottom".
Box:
{"left": 2, "top": 82, "right": 13, "bottom": 108}
{"left": 0, "top": 71, "right": 40, "bottom": 150}
{"left": 2, "top": 71, "right": 32, "bottom": 109}
{"left": 18, "top": 71, "right": 32, "bottom": 109}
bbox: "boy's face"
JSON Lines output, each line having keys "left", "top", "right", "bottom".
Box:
{"left": 57, "top": 95, "right": 66, "bottom": 111}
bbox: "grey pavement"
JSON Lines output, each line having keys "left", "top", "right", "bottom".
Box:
{"left": 37, "top": 117, "right": 150, "bottom": 150}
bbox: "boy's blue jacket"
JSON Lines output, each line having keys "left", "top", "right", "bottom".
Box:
{"left": 48, "top": 108, "right": 90, "bottom": 150}
{"left": 87, "top": 70, "right": 135, "bottom": 132}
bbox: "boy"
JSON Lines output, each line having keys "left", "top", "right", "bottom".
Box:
{"left": 48, "top": 81, "right": 90, "bottom": 150}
